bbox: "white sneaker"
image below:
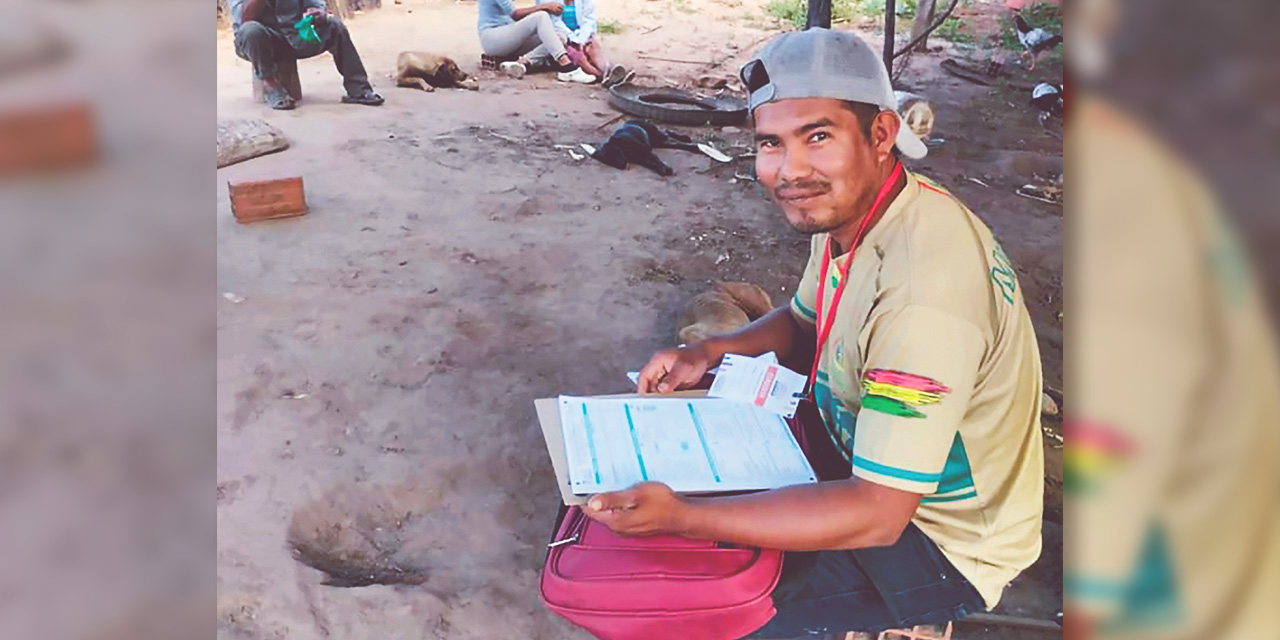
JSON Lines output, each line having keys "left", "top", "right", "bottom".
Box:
{"left": 557, "top": 67, "right": 596, "bottom": 84}
{"left": 500, "top": 61, "right": 526, "bottom": 79}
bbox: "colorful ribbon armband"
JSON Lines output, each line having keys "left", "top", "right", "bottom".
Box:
{"left": 860, "top": 369, "right": 950, "bottom": 418}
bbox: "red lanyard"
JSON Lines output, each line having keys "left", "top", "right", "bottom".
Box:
{"left": 807, "top": 161, "right": 905, "bottom": 394}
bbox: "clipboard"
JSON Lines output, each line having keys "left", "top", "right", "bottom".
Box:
{"left": 534, "top": 391, "right": 707, "bottom": 506}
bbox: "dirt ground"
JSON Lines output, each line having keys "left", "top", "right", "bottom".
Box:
{"left": 216, "top": 0, "right": 1063, "bottom": 637}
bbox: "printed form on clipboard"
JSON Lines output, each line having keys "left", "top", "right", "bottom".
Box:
{"left": 557, "top": 396, "right": 817, "bottom": 495}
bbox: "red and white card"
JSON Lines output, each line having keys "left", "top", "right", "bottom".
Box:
{"left": 708, "top": 353, "right": 807, "bottom": 418}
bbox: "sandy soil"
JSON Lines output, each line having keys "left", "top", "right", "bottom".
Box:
{"left": 216, "top": 0, "right": 1062, "bottom": 637}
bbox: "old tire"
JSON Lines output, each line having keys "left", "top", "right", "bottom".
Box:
{"left": 608, "top": 83, "right": 747, "bottom": 127}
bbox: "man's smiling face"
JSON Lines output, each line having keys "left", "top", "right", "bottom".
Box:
{"left": 754, "top": 98, "right": 883, "bottom": 235}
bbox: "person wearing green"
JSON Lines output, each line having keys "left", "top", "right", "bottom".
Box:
{"left": 230, "top": 0, "right": 383, "bottom": 110}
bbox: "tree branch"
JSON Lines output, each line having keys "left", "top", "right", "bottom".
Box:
{"left": 892, "top": 0, "right": 960, "bottom": 59}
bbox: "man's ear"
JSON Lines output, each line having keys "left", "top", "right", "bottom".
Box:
{"left": 870, "top": 110, "right": 901, "bottom": 162}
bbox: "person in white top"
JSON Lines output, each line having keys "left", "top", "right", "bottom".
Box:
{"left": 476, "top": 0, "right": 596, "bottom": 83}
{"left": 539, "top": 0, "right": 629, "bottom": 86}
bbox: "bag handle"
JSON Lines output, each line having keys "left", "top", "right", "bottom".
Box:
{"left": 543, "top": 502, "right": 574, "bottom": 563}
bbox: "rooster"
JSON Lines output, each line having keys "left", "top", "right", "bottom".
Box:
{"left": 1013, "top": 13, "right": 1062, "bottom": 71}
{"left": 1030, "top": 82, "right": 1064, "bottom": 129}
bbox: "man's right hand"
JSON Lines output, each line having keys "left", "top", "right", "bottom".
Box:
{"left": 637, "top": 342, "right": 716, "bottom": 394}
{"left": 541, "top": 2, "right": 564, "bottom": 15}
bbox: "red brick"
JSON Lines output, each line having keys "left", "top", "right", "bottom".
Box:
{"left": 0, "top": 102, "right": 97, "bottom": 176}
{"left": 229, "top": 176, "right": 308, "bottom": 223}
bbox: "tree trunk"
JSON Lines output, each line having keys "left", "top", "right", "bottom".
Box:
{"left": 883, "top": 0, "right": 895, "bottom": 75}
{"left": 909, "top": 0, "right": 938, "bottom": 52}
{"left": 805, "top": 0, "right": 831, "bottom": 29}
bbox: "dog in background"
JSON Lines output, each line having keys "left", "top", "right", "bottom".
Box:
{"left": 591, "top": 119, "right": 701, "bottom": 177}
{"left": 392, "top": 52, "right": 479, "bottom": 92}
{"left": 678, "top": 282, "right": 775, "bottom": 345}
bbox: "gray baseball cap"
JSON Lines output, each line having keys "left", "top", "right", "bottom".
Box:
{"left": 740, "top": 28, "right": 928, "bottom": 159}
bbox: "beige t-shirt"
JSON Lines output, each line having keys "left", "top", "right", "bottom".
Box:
{"left": 789, "top": 170, "right": 1045, "bottom": 609}
{"left": 1071, "top": 97, "right": 1280, "bottom": 639}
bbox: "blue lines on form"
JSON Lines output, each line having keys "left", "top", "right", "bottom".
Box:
{"left": 688, "top": 403, "right": 721, "bottom": 482}
{"left": 623, "top": 404, "right": 649, "bottom": 481}
{"left": 582, "top": 405, "right": 601, "bottom": 484}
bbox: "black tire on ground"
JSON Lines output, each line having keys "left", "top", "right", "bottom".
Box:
{"left": 608, "top": 84, "right": 747, "bottom": 127}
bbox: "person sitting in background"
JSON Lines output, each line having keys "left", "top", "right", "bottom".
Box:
{"left": 230, "top": 0, "right": 383, "bottom": 110}
{"left": 477, "top": 0, "right": 596, "bottom": 83}
{"left": 541, "top": 0, "right": 629, "bottom": 86}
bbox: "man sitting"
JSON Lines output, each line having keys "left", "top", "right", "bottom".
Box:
{"left": 230, "top": 0, "right": 383, "bottom": 110}
{"left": 593, "top": 29, "right": 1046, "bottom": 637}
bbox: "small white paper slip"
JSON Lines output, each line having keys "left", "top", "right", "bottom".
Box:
{"left": 708, "top": 353, "right": 808, "bottom": 418}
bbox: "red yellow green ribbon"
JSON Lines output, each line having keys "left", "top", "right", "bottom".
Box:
{"left": 860, "top": 369, "right": 950, "bottom": 419}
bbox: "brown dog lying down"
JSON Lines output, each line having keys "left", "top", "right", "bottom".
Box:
{"left": 678, "top": 281, "right": 775, "bottom": 345}
{"left": 392, "top": 52, "right": 479, "bottom": 92}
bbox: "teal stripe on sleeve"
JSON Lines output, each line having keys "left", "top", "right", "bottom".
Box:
{"left": 791, "top": 293, "right": 817, "bottom": 321}
{"left": 921, "top": 489, "right": 978, "bottom": 504}
{"left": 1065, "top": 575, "right": 1127, "bottom": 602}
{"left": 851, "top": 455, "right": 942, "bottom": 484}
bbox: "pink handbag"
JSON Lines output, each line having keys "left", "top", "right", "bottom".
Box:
{"left": 539, "top": 392, "right": 827, "bottom": 640}
{"left": 539, "top": 504, "right": 783, "bottom": 640}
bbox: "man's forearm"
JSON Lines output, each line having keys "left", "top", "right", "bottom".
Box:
{"left": 677, "top": 479, "right": 919, "bottom": 551}
{"left": 702, "top": 306, "right": 812, "bottom": 364}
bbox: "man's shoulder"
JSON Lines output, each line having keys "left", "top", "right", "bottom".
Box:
{"left": 874, "top": 174, "right": 1000, "bottom": 318}
{"left": 907, "top": 173, "right": 975, "bottom": 227}
{"left": 879, "top": 173, "right": 991, "bottom": 273}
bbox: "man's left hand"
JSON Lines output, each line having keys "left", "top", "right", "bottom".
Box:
{"left": 303, "top": 7, "right": 327, "bottom": 18}
{"left": 584, "top": 482, "right": 691, "bottom": 537}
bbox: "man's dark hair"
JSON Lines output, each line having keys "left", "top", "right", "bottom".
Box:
{"left": 842, "top": 100, "right": 901, "bottom": 158}
{"left": 841, "top": 101, "right": 880, "bottom": 139}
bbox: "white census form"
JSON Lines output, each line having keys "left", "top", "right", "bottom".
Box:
{"left": 558, "top": 395, "right": 817, "bottom": 495}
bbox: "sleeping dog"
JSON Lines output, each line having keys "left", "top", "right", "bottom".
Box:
{"left": 591, "top": 119, "right": 701, "bottom": 176}
{"left": 678, "top": 281, "right": 775, "bottom": 345}
{"left": 392, "top": 52, "right": 479, "bottom": 92}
